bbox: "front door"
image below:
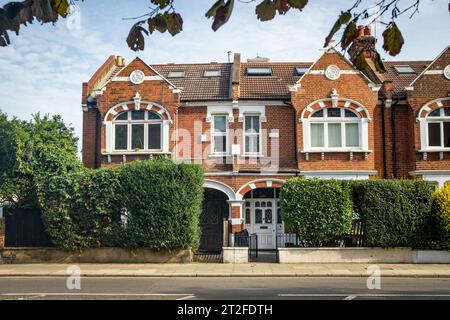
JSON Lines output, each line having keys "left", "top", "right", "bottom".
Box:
{"left": 244, "top": 200, "right": 277, "bottom": 249}
{"left": 199, "top": 188, "right": 229, "bottom": 252}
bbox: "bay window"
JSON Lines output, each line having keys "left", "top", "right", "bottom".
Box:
{"left": 426, "top": 107, "right": 450, "bottom": 149}
{"left": 113, "top": 110, "right": 162, "bottom": 152}
{"left": 308, "top": 108, "right": 361, "bottom": 150}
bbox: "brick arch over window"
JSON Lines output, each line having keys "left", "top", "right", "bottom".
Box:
{"left": 417, "top": 97, "right": 450, "bottom": 119}
{"left": 104, "top": 101, "right": 172, "bottom": 124}
{"left": 236, "top": 179, "right": 284, "bottom": 200}
{"left": 300, "top": 98, "right": 371, "bottom": 121}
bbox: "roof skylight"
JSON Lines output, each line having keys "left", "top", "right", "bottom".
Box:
{"left": 167, "top": 71, "right": 185, "bottom": 78}
{"left": 246, "top": 67, "right": 272, "bottom": 76}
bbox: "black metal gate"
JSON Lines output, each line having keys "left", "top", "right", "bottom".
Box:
{"left": 5, "top": 207, "right": 51, "bottom": 247}
{"left": 234, "top": 231, "right": 258, "bottom": 262}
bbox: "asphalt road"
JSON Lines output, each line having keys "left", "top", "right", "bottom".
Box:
{"left": 0, "top": 277, "right": 450, "bottom": 300}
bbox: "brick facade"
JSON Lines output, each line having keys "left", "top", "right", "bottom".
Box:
{"left": 82, "top": 44, "right": 450, "bottom": 233}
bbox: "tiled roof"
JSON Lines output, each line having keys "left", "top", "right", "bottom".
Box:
{"left": 382, "top": 61, "right": 431, "bottom": 97}
{"left": 240, "top": 62, "right": 311, "bottom": 100}
{"left": 152, "top": 63, "right": 232, "bottom": 101}
{"left": 150, "top": 60, "right": 431, "bottom": 101}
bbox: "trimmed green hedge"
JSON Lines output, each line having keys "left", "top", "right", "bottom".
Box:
{"left": 38, "top": 159, "right": 204, "bottom": 250}
{"left": 353, "top": 180, "right": 437, "bottom": 248}
{"left": 280, "top": 178, "right": 353, "bottom": 246}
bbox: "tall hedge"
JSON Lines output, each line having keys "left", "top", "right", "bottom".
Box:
{"left": 353, "top": 180, "right": 436, "bottom": 248}
{"left": 433, "top": 182, "right": 450, "bottom": 249}
{"left": 280, "top": 178, "right": 353, "bottom": 246}
{"left": 38, "top": 159, "right": 204, "bottom": 250}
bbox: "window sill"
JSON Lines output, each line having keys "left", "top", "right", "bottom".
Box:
{"left": 418, "top": 149, "right": 450, "bottom": 153}
{"left": 301, "top": 149, "right": 371, "bottom": 153}
{"left": 241, "top": 154, "right": 265, "bottom": 158}
{"left": 207, "top": 154, "right": 231, "bottom": 158}
{"left": 102, "top": 151, "right": 169, "bottom": 155}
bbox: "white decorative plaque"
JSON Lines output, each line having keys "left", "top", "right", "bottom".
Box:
{"left": 325, "top": 65, "right": 341, "bottom": 80}
{"left": 444, "top": 65, "right": 450, "bottom": 80}
{"left": 130, "top": 70, "right": 145, "bottom": 84}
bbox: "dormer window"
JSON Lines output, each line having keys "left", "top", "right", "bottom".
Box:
{"left": 394, "top": 65, "right": 415, "bottom": 74}
{"left": 295, "top": 67, "right": 309, "bottom": 76}
{"left": 246, "top": 67, "right": 272, "bottom": 76}
{"left": 204, "top": 70, "right": 221, "bottom": 77}
{"left": 167, "top": 71, "right": 185, "bottom": 78}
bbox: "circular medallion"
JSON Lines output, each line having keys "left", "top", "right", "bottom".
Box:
{"left": 130, "top": 70, "right": 145, "bottom": 84}
{"left": 325, "top": 65, "right": 341, "bottom": 80}
{"left": 444, "top": 65, "right": 450, "bottom": 80}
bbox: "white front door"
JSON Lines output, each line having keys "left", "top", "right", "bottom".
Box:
{"left": 248, "top": 200, "right": 276, "bottom": 249}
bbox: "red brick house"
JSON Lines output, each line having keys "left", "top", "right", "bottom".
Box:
{"left": 82, "top": 29, "right": 450, "bottom": 251}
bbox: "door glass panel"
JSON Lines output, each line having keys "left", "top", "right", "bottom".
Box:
{"left": 444, "top": 122, "right": 450, "bottom": 148}
{"left": 245, "top": 208, "right": 251, "bottom": 224}
{"left": 131, "top": 124, "right": 145, "bottom": 149}
{"left": 445, "top": 108, "right": 450, "bottom": 117}
{"left": 255, "top": 209, "right": 263, "bottom": 224}
{"left": 148, "top": 123, "right": 161, "bottom": 150}
{"left": 115, "top": 125, "right": 128, "bottom": 150}
{"left": 245, "top": 201, "right": 250, "bottom": 207}
{"left": 428, "top": 122, "right": 441, "bottom": 146}
{"left": 252, "top": 188, "right": 274, "bottom": 198}
{"left": 311, "top": 109, "right": 323, "bottom": 117}
{"left": 116, "top": 112, "right": 128, "bottom": 121}
{"left": 345, "top": 109, "right": 357, "bottom": 118}
{"left": 148, "top": 111, "right": 161, "bottom": 120}
{"left": 327, "top": 108, "right": 341, "bottom": 117}
{"left": 265, "top": 209, "right": 272, "bottom": 224}
{"left": 311, "top": 123, "right": 324, "bottom": 147}
{"left": 255, "top": 201, "right": 260, "bottom": 207}
{"left": 429, "top": 109, "right": 441, "bottom": 117}
{"left": 328, "top": 123, "right": 342, "bottom": 147}
{"left": 131, "top": 110, "right": 145, "bottom": 120}
{"left": 261, "top": 201, "right": 266, "bottom": 207}
{"left": 267, "top": 201, "right": 272, "bottom": 207}
{"left": 277, "top": 208, "right": 282, "bottom": 224}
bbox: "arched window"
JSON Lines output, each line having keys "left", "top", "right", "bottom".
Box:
{"left": 113, "top": 110, "right": 162, "bottom": 151}
{"left": 308, "top": 107, "right": 361, "bottom": 149}
{"left": 425, "top": 107, "right": 450, "bottom": 149}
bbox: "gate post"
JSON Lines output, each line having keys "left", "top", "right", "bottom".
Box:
{"left": 0, "top": 207, "right": 5, "bottom": 248}
{"left": 227, "top": 200, "right": 245, "bottom": 233}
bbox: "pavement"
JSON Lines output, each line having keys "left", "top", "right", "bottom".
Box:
{"left": 0, "top": 263, "right": 450, "bottom": 277}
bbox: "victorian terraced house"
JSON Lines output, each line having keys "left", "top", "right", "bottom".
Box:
{"left": 82, "top": 28, "right": 450, "bottom": 251}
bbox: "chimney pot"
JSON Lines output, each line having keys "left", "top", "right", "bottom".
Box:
{"left": 364, "top": 26, "right": 371, "bottom": 36}
{"left": 357, "top": 25, "right": 365, "bottom": 37}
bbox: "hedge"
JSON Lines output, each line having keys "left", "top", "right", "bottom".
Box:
{"left": 280, "top": 178, "right": 353, "bottom": 246}
{"left": 38, "top": 159, "right": 204, "bottom": 251}
{"left": 353, "top": 180, "right": 437, "bottom": 248}
{"left": 433, "top": 182, "right": 450, "bottom": 249}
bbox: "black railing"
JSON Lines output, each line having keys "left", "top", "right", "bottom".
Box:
{"left": 233, "top": 231, "right": 258, "bottom": 261}
{"left": 276, "top": 219, "right": 364, "bottom": 248}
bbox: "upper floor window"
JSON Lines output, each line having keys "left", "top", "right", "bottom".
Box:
{"left": 426, "top": 107, "right": 450, "bottom": 149}
{"left": 212, "top": 115, "right": 228, "bottom": 154}
{"left": 244, "top": 115, "right": 261, "bottom": 154}
{"left": 113, "top": 110, "right": 162, "bottom": 151}
{"left": 309, "top": 108, "right": 360, "bottom": 149}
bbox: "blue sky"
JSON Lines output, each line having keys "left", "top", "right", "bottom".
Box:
{"left": 0, "top": 0, "right": 448, "bottom": 153}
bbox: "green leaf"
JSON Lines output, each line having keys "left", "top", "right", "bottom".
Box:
{"left": 31, "top": 0, "right": 55, "bottom": 23}
{"left": 151, "top": 0, "right": 171, "bottom": 9}
{"left": 255, "top": 0, "right": 276, "bottom": 22}
{"left": 340, "top": 21, "right": 358, "bottom": 50}
{"left": 353, "top": 52, "right": 369, "bottom": 70}
{"left": 211, "top": 0, "right": 234, "bottom": 31}
{"left": 205, "top": 0, "right": 224, "bottom": 18}
{"left": 153, "top": 13, "right": 167, "bottom": 33}
{"left": 287, "top": 0, "right": 308, "bottom": 10}
{"left": 275, "top": 0, "right": 290, "bottom": 14}
{"left": 165, "top": 12, "right": 183, "bottom": 36}
{"left": 324, "top": 11, "right": 352, "bottom": 48}
{"left": 51, "top": 0, "right": 70, "bottom": 18}
{"left": 374, "top": 52, "right": 386, "bottom": 73}
{"left": 126, "top": 23, "right": 149, "bottom": 52}
{"left": 382, "top": 22, "right": 404, "bottom": 56}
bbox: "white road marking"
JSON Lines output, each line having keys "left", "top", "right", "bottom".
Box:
{"left": 279, "top": 293, "right": 450, "bottom": 298}
{"left": 2, "top": 293, "right": 195, "bottom": 297}
{"left": 176, "top": 295, "right": 196, "bottom": 300}
{"left": 344, "top": 295, "right": 357, "bottom": 300}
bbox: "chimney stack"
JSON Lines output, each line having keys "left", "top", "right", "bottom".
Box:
{"left": 348, "top": 25, "right": 377, "bottom": 64}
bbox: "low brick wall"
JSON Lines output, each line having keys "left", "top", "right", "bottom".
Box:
{"left": 0, "top": 247, "right": 192, "bottom": 264}
{"left": 278, "top": 248, "right": 450, "bottom": 264}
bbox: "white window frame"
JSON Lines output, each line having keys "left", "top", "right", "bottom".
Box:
{"left": 304, "top": 108, "right": 364, "bottom": 152}
{"left": 211, "top": 114, "right": 229, "bottom": 155}
{"left": 112, "top": 110, "right": 163, "bottom": 152}
{"left": 421, "top": 107, "right": 450, "bottom": 151}
{"left": 243, "top": 114, "right": 262, "bottom": 155}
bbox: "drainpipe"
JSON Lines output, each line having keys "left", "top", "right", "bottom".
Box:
{"left": 381, "top": 100, "right": 387, "bottom": 178}
{"left": 391, "top": 98, "right": 400, "bottom": 178}
{"left": 283, "top": 100, "right": 298, "bottom": 164}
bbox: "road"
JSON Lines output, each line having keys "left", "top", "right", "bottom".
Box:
{"left": 0, "top": 277, "right": 450, "bottom": 300}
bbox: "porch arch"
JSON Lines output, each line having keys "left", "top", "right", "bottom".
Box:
{"left": 203, "top": 179, "right": 236, "bottom": 201}
{"left": 236, "top": 179, "right": 285, "bottom": 200}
